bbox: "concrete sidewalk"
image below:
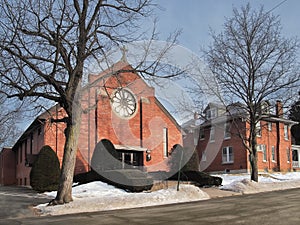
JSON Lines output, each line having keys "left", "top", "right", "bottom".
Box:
{"left": 200, "top": 187, "right": 242, "bottom": 198}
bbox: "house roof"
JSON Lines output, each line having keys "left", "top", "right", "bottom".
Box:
{"left": 12, "top": 104, "right": 59, "bottom": 150}
{"left": 200, "top": 101, "right": 298, "bottom": 127}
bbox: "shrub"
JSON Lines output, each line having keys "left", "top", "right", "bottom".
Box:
{"left": 30, "top": 145, "right": 60, "bottom": 192}
{"left": 169, "top": 170, "right": 222, "bottom": 187}
{"left": 91, "top": 139, "right": 121, "bottom": 172}
{"left": 74, "top": 169, "right": 153, "bottom": 192}
{"left": 168, "top": 144, "right": 199, "bottom": 173}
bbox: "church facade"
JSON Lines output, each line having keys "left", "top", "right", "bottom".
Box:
{"left": 0, "top": 60, "right": 182, "bottom": 186}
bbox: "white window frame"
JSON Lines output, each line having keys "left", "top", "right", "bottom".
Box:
{"left": 271, "top": 146, "right": 276, "bottom": 162}
{"left": 224, "top": 122, "right": 231, "bottom": 140}
{"left": 222, "top": 146, "right": 234, "bottom": 164}
{"left": 256, "top": 122, "right": 262, "bottom": 137}
{"left": 163, "top": 127, "right": 168, "bottom": 157}
{"left": 284, "top": 124, "right": 289, "bottom": 140}
{"left": 209, "top": 126, "right": 215, "bottom": 142}
{"left": 258, "top": 144, "right": 267, "bottom": 162}
{"left": 206, "top": 108, "right": 217, "bottom": 120}
{"left": 268, "top": 122, "right": 272, "bottom": 131}
{"left": 287, "top": 147, "right": 291, "bottom": 163}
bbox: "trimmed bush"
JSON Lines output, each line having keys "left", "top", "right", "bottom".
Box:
{"left": 74, "top": 169, "right": 153, "bottom": 192}
{"left": 30, "top": 145, "right": 60, "bottom": 192}
{"left": 169, "top": 170, "right": 222, "bottom": 187}
{"left": 91, "top": 139, "right": 121, "bottom": 172}
{"left": 168, "top": 144, "right": 199, "bottom": 173}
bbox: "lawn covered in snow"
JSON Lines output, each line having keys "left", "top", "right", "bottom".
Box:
{"left": 36, "top": 172, "right": 300, "bottom": 216}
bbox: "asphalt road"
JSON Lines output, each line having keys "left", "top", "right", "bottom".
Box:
{"left": 1, "top": 186, "right": 300, "bottom": 225}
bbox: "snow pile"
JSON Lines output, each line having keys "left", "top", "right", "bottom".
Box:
{"left": 35, "top": 172, "right": 300, "bottom": 216}
{"left": 219, "top": 172, "right": 300, "bottom": 194}
{"left": 36, "top": 182, "right": 209, "bottom": 216}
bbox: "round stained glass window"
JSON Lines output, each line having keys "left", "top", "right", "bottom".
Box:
{"left": 111, "top": 88, "right": 137, "bottom": 118}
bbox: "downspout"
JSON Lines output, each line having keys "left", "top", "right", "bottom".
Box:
{"left": 87, "top": 88, "right": 91, "bottom": 170}
{"left": 140, "top": 99, "right": 143, "bottom": 148}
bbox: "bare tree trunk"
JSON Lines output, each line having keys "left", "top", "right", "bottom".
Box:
{"left": 50, "top": 108, "right": 82, "bottom": 205}
{"left": 249, "top": 128, "right": 258, "bottom": 182}
{"left": 250, "top": 151, "right": 258, "bottom": 182}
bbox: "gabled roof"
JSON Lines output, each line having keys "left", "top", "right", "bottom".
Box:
{"left": 12, "top": 104, "right": 59, "bottom": 150}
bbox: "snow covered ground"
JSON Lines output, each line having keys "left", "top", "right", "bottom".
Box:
{"left": 36, "top": 172, "right": 300, "bottom": 216}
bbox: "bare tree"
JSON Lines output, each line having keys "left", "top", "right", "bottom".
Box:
{"left": 203, "top": 4, "right": 299, "bottom": 181}
{"left": 0, "top": 94, "right": 22, "bottom": 148}
{"left": 0, "top": 0, "right": 180, "bottom": 204}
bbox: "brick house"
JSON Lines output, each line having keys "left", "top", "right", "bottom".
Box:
{"left": 0, "top": 59, "right": 182, "bottom": 186}
{"left": 183, "top": 101, "right": 296, "bottom": 173}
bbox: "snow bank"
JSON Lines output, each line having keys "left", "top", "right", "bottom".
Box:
{"left": 35, "top": 172, "right": 300, "bottom": 216}
{"left": 219, "top": 172, "right": 300, "bottom": 194}
{"left": 36, "top": 182, "right": 209, "bottom": 216}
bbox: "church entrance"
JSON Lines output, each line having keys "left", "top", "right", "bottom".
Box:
{"left": 117, "top": 151, "right": 143, "bottom": 169}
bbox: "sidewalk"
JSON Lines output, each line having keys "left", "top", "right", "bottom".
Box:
{"left": 200, "top": 187, "right": 242, "bottom": 198}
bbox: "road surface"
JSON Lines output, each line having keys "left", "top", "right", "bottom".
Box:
{"left": 1, "top": 186, "right": 300, "bottom": 225}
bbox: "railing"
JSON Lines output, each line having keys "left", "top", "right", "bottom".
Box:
{"left": 293, "top": 161, "right": 300, "bottom": 168}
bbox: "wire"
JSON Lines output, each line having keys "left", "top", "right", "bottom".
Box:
{"left": 267, "top": 0, "right": 288, "bottom": 14}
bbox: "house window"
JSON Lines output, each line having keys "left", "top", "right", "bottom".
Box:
{"left": 209, "top": 126, "right": 215, "bottom": 142}
{"left": 257, "top": 144, "right": 267, "bottom": 161}
{"left": 199, "top": 128, "right": 205, "bottom": 140}
{"left": 163, "top": 127, "right": 168, "bottom": 157}
{"left": 284, "top": 125, "right": 289, "bottom": 140}
{"left": 206, "top": 108, "right": 217, "bottom": 120}
{"left": 193, "top": 128, "right": 199, "bottom": 146}
{"left": 30, "top": 133, "right": 34, "bottom": 155}
{"left": 256, "top": 122, "right": 261, "bottom": 137}
{"left": 271, "top": 146, "right": 276, "bottom": 162}
{"left": 268, "top": 122, "right": 272, "bottom": 131}
{"left": 287, "top": 148, "right": 291, "bottom": 163}
{"left": 222, "top": 146, "right": 233, "bottom": 163}
{"left": 201, "top": 151, "right": 207, "bottom": 162}
{"left": 224, "top": 122, "right": 231, "bottom": 139}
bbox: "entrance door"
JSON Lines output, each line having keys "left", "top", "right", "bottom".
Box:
{"left": 292, "top": 149, "right": 299, "bottom": 168}
{"left": 118, "top": 151, "right": 143, "bottom": 169}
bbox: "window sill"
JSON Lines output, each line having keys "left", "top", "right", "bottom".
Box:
{"left": 222, "top": 161, "right": 234, "bottom": 165}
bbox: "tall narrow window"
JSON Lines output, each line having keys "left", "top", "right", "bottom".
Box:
{"left": 284, "top": 125, "right": 289, "bottom": 140}
{"left": 222, "top": 146, "right": 233, "bottom": 163}
{"left": 256, "top": 122, "right": 262, "bottom": 137}
{"left": 224, "top": 122, "right": 231, "bottom": 139}
{"left": 209, "top": 126, "right": 215, "bottom": 142}
{"left": 268, "top": 122, "right": 272, "bottom": 131}
{"left": 163, "top": 127, "right": 168, "bottom": 157}
{"left": 193, "top": 128, "right": 199, "bottom": 146}
{"left": 30, "top": 133, "right": 33, "bottom": 154}
{"left": 287, "top": 148, "right": 291, "bottom": 162}
{"left": 262, "top": 145, "right": 267, "bottom": 162}
{"left": 271, "top": 146, "right": 276, "bottom": 162}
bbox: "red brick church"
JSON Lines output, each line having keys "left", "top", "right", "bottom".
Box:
{"left": 0, "top": 59, "right": 182, "bottom": 186}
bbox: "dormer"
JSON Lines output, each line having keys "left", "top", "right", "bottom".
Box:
{"left": 204, "top": 103, "right": 226, "bottom": 120}
{"left": 259, "top": 101, "right": 270, "bottom": 115}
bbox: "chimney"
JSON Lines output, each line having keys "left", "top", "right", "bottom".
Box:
{"left": 276, "top": 100, "right": 283, "bottom": 118}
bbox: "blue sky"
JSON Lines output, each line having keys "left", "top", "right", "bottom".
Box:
{"left": 153, "top": 0, "right": 300, "bottom": 54}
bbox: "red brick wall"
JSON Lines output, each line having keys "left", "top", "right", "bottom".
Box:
{"left": 79, "top": 64, "right": 182, "bottom": 172}
{"left": 0, "top": 148, "right": 16, "bottom": 185}
{"left": 197, "top": 118, "right": 293, "bottom": 173}
{"left": 198, "top": 119, "right": 248, "bottom": 173}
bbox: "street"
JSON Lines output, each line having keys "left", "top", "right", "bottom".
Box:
{"left": 1, "top": 186, "right": 300, "bottom": 225}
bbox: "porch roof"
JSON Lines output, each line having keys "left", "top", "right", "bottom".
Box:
{"left": 114, "top": 145, "right": 148, "bottom": 152}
